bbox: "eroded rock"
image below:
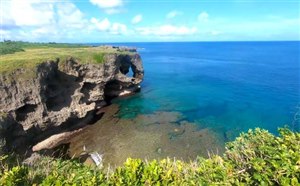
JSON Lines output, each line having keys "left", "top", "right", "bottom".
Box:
{"left": 0, "top": 50, "right": 144, "bottom": 154}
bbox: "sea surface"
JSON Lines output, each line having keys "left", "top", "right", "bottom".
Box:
{"left": 113, "top": 41, "right": 300, "bottom": 134}
{"left": 69, "top": 42, "right": 300, "bottom": 166}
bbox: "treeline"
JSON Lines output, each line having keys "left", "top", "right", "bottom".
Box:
{"left": 0, "top": 40, "right": 25, "bottom": 55}
{"left": 0, "top": 128, "right": 299, "bottom": 185}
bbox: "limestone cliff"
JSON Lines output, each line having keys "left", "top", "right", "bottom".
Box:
{"left": 0, "top": 48, "right": 144, "bottom": 154}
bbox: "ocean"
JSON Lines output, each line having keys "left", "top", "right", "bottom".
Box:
{"left": 114, "top": 42, "right": 299, "bottom": 134}
{"left": 69, "top": 41, "right": 300, "bottom": 166}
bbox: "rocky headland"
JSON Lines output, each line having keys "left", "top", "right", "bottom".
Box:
{"left": 0, "top": 46, "right": 144, "bottom": 156}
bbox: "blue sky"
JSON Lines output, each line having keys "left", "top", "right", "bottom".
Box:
{"left": 1, "top": 0, "right": 299, "bottom": 42}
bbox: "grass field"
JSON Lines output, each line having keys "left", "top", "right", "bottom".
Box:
{"left": 0, "top": 41, "right": 86, "bottom": 55}
{"left": 0, "top": 41, "right": 134, "bottom": 74}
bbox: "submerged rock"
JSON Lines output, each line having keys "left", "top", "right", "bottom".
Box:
{"left": 68, "top": 107, "right": 225, "bottom": 167}
{"left": 0, "top": 49, "right": 144, "bottom": 154}
{"left": 156, "top": 147, "right": 162, "bottom": 154}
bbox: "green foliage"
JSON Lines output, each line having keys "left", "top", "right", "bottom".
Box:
{"left": 0, "top": 41, "right": 134, "bottom": 75}
{"left": 0, "top": 128, "right": 299, "bottom": 185}
{"left": 0, "top": 166, "right": 29, "bottom": 186}
{"left": 40, "top": 159, "right": 106, "bottom": 186}
{"left": 0, "top": 41, "right": 25, "bottom": 55}
{"left": 225, "top": 128, "right": 300, "bottom": 185}
{"left": 93, "top": 53, "right": 105, "bottom": 63}
{"left": 0, "top": 40, "right": 85, "bottom": 55}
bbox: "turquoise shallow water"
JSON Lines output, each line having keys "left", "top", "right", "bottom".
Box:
{"left": 103, "top": 42, "right": 299, "bottom": 140}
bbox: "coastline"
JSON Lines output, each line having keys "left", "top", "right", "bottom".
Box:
{"left": 0, "top": 43, "right": 144, "bottom": 158}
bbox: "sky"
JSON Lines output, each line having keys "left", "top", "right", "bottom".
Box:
{"left": 0, "top": 0, "right": 299, "bottom": 43}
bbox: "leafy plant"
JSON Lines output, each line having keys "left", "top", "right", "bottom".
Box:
{"left": 93, "top": 53, "right": 105, "bottom": 63}
{"left": 0, "top": 41, "right": 25, "bottom": 55}
{"left": 0, "top": 128, "right": 299, "bottom": 185}
{"left": 0, "top": 166, "right": 29, "bottom": 186}
{"left": 225, "top": 128, "right": 300, "bottom": 185}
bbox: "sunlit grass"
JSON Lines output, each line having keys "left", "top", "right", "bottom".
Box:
{"left": 0, "top": 46, "right": 133, "bottom": 74}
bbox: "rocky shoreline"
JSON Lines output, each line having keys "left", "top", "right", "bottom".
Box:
{"left": 0, "top": 46, "right": 144, "bottom": 157}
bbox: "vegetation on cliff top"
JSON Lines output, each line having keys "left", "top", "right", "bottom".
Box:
{"left": 1, "top": 128, "right": 299, "bottom": 185}
{"left": 0, "top": 41, "right": 135, "bottom": 74}
{"left": 0, "top": 41, "right": 86, "bottom": 55}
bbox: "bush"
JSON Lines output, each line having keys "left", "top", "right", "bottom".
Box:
{"left": 0, "top": 166, "right": 29, "bottom": 186}
{"left": 0, "top": 41, "right": 25, "bottom": 55}
{"left": 225, "top": 128, "right": 300, "bottom": 185}
{"left": 0, "top": 128, "right": 299, "bottom": 185}
{"left": 41, "top": 159, "right": 106, "bottom": 185}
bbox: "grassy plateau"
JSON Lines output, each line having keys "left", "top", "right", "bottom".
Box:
{"left": 0, "top": 41, "right": 134, "bottom": 74}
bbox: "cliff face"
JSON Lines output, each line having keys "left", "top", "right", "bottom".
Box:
{"left": 0, "top": 51, "right": 144, "bottom": 154}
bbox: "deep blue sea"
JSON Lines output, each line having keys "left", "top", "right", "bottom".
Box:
{"left": 103, "top": 42, "right": 300, "bottom": 139}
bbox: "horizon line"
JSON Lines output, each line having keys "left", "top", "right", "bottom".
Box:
{"left": 1, "top": 40, "right": 300, "bottom": 44}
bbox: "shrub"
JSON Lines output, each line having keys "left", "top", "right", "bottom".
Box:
{"left": 41, "top": 159, "right": 106, "bottom": 185}
{"left": 0, "top": 41, "right": 25, "bottom": 55}
{"left": 225, "top": 128, "right": 300, "bottom": 185}
{"left": 0, "top": 128, "right": 299, "bottom": 185}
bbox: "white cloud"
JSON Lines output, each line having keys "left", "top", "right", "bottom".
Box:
{"left": 2, "top": 0, "right": 87, "bottom": 29}
{"left": 89, "top": 0, "right": 123, "bottom": 14}
{"left": 31, "top": 26, "right": 59, "bottom": 38}
{"left": 57, "top": 2, "right": 87, "bottom": 29}
{"left": 131, "top": 14, "right": 143, "bottom": 24}
{"left": 0, "top": 0, "right": 91, "bottom": 41}
{"left": 9, "top": 0, "right": 55, "bottom": 26}
{"left": 0, "top": 30, "right": 11, "bottom": 40}
{"left": 105, "top": 9, "right": 123, "bottom": 14}
{"left": 166, "top": 10, "right": 182, "bottom": 19}
{"left": 89, "top": 0, "right": 122, "bottom": 8}
{"left": 198, "top": 11, "right": 209, "bottom": 22}
{"left": 32, "top": 27, "right": 52, "bottom": 35}
{"left": 10, "top": 25, "right": 59, "bottom": 41}
{"left": 136, "top": 25, "right": 197, "bottom": 36}
{"left": 111, "top": 23, "right": 127, "bottom": 34}
{"left": 91, "top": 17, "right": 127, "bottom": 35}
{"left": 1, "top": 1, "right": 16, "bottom": 29}
{"left": 91, "top": 18, "right": 111, "bottom": 31}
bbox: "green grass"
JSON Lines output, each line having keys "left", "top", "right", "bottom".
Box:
{"left": 93, "top": 53, "right": 105, "bottom": 64}
{"left": 1, "top": 128, "right": 299, "bottom": 185}
{"left": 0, "top": 41, "right": 135, "bottom": 76}
{"left": 0, "top": 41, "right": 85, "bottom": 55}
{"left": 0, "top": 42, "right": 25, "bottom": 55}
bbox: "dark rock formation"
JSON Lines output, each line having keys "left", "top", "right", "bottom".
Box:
{"left": 0, "top": 51, "right": 144, "bottom": 155}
